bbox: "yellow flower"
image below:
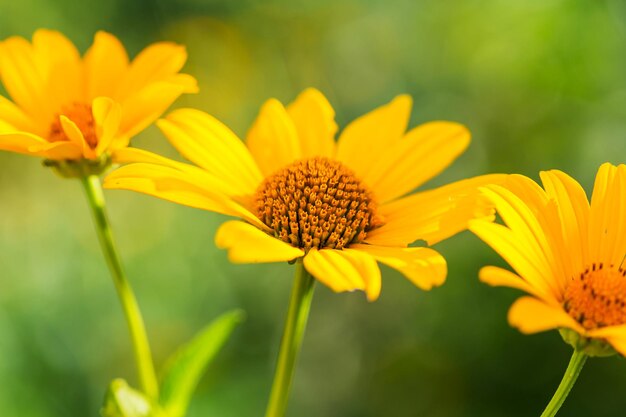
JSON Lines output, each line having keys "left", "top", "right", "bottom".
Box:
{"left": 0, "top": 29, "right": 197, "bottom": 164}
{"left": 470, "top": 163, "right": 626, "bottom": 356}
{"left": 105, "top": 88, "right": 502, "bottom": 300}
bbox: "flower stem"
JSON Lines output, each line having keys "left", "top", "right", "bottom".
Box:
{"left": 265, "top": 260, "right": 315, "bottom": 417}
{"left": 539, "top": 349, "right": 587, "bottom": 417}
{"left": 81, "top": 175, "right": 159, "bottom": 399}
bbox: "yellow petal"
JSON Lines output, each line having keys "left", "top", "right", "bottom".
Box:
{"left": 59, "top": 115, "right": 91, "bottom": 157}
{"left": 303, "top": 248, "right": 369, "bottom": 296}
{"left": 508, "top": 296, "right": 585, "bottom": 334}
{"left": 350, "top": 244, "right": 446, "bottom": 291}
{"left": 162, "top": 73, "right": 198, "bottom": 94}
{"left": 588, "top": 163, "right": 624, "bottom": 267}
{"left": 480, "top": 184, "right": 564, "bottom": 294}
{"left": 104, "top": 163, "right": 268, "bottom": 231}
{"left": 84, "top": 31, "right": 129, "bottom": 99}
{"left": 365, "top": 174, "right": 505, "bottom": 246}
{"left": 611, "top": 165, "right": 626, "bottom": 265}
{"left": 340, "top": 249, "right": 382, "bottom": 301}
{"left": 286, "top": 88, "right": 337, "bottom": 158}
{"left": 363, "top": 121, "right": 470, "bottom": 203}
{"left": 246, "top": 98, "right": 301, "bottom": 175}
{"left": 215, "top": 220, "right": 304, "bottom": 263}
{"left": 118, "top": 81, "right": 186, "bottom": 141}
{"left": 0, "top": 36, "right": 50, "bottom": 121}
{"left": 92, "top": 97, "right": 122, "bottom": 155}
{"left": 335, "top": 95, "right": 411, "bottom": 178}
{"left": 32, "top": 29, "right": 83, "bottom": 107}
{"left": 0, "top": 119, "right": 15, "bottom": 133}
{"left": 0, "top": 131, "right": 47, "bottom": 154}
{"left": 479, "top": 266, "right": 543, "bottom": 299}
{"left": 116, "top": 42, "right": 188, "bottom": 100}
{"left": 469, "top": 220, "right": 560, "bottom": 303}
{"left": 540, "top": 169, "right": 590, "bottom": 274}
{"left": 0, "top": 132, "right": 82, "bottom": 159}
{"left": 158, "top": 108, "right": 263, "bottom": 196}
{"left": 0, "top": 95, "right": 36, "bottom": 133}
{"left": 110, "top": 148, "right": 236, "bottom": 194}
{"left": 112, "top": 147, "right": 199, "bottom": 170}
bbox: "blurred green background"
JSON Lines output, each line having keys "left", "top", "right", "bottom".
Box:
{"left": 1, "top": 0, "right": 626, "bottom": 416}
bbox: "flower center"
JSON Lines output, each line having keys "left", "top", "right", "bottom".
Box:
{"left": 564, "top": 263, "right": 626, "bottom": 330}
{"left": 49, "top": 102, "right": 97, "bottom": 148}
{"left": 254, "top": 157, "right": 383, "bottom": 251}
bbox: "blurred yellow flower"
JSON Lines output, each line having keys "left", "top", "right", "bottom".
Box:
{"left": 105, "top": 88, "right": 502, "bottom": 300}
{"left": 471, "top": 163, "right": 626, "bottom": 355}
{"left": 0, "top": 29, "right": 197, "bottom": 163}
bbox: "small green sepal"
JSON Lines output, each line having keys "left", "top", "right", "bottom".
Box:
{"left": 559, "top": 328, "right": 617, "bottom": 357}
{"left": 101, "top": 379, "right": 164, "bottom": 417}
{"left": 44, "top": 153, "right": 112, "bottom": 178}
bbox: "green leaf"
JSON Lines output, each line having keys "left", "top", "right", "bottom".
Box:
{"left": 101, "top": 378, "right": 163, "bottom": 417}
{"left": 159, "top": 309, "right": 245, "bottom": 417}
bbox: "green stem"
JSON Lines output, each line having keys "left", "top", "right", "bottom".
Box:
{"left": 81, "top": 175, "right": 159, "bottom": 399}
{"left": 264, "top": 260, "right": 315, "bottom": 417}
{"left": 539, "top": 349, "right": 587, "bottom": 417}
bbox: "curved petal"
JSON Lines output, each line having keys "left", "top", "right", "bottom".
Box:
{"left": 508, "top": 296, "right": 585, "bottom": 334}
{"left": 350, "top": 244, "right": 446, "bottom": 291}
{"left": 246, "top": 98, "right": 301, "bottom": 176}
{"left": 116, "top": 42, "right": 188, "bottom": 100}
{"left": 104, "top": 163, "right": 268, "bottom": 231}
{"left": 0, "top": 131, "right": 47, "bottom": 154}
{"left": 480, "top": 184, "right": 565, "bottom": 293}
{"left": 286, "top": 88, "right": 337, "bottom": 158}
{"left": 59, "top": 115, "right": 91, "bottom": 157}
{"left": 365, "top": 174, "right": 505, "bottom": 246}
{"left": 335, "top": 95, "right": 411, "bottom": 179}
{"left": 110, "top": 148, "right": 237, "bottom": 195}
{"left": 111, "top": 147, "right": 203, "bottom": 171}
{"left": 92, "top": 97, "right": 122, "bottom": 155}
{"left": 340, "top": 249, "right": 382, "bottom": 301}
{"left": 158, "top": 108, "right": 263, "bottom": 196}
{"left": 0, "top": 130, "right": 82, "bottom": 159}
{"left": 470, "top": 219, "right": 560, "bottom": 303}
{"left": 84, "top": 31, "right": 129, "bottom": 99}
{"left": 363, "top": 121, "right": 470, "bottom": 203}
{"left": 303, "top": 248, "right": 372, "bottom": 297}
{"left": 215, "top": 220, "right": 304, "bottom": 263}
{"left": 479, "top": 266, "right": 545, "bottom": 299}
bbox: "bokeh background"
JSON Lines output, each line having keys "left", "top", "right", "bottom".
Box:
{"left": 1, "top": 0, "right": 626, "bottom": 416}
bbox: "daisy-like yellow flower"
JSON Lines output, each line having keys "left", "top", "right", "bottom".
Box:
{"left": 105, "top": 88, "right": 503, "bottom": 301}
{"left": 0, "top": 29, "right": 197, "bottom": 171}
{"left": 470, "top": 163, "right": 626, "bottom": 356}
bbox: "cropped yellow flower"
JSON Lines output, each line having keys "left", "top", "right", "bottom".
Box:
{"left": 0, "top": 29, "right": 197, "bottom": 162}
{"left": 105, "top": 89, "right": 502, "bottom": 300}
{"left": 471, "top": 163, "right": 626, "bottom": 355}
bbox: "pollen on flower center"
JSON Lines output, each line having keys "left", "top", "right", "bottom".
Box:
{"left": 254, "top": 157, "right": 383, "bottom": 252}
{"left": 49, "top": 102, "right": 97, "bottom": 148}
{"left": 564, "top": 263, "right": 626, "bottom": 330}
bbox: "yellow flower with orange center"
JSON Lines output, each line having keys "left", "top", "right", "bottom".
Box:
{"left": 0, "top": 29, "right": 197, "bottom": 166}
{"left": 470, "top": 163, "right": 626, "bottom": 356}
{"left": 105, "top": 88, "right": 503, "bottom": 300}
